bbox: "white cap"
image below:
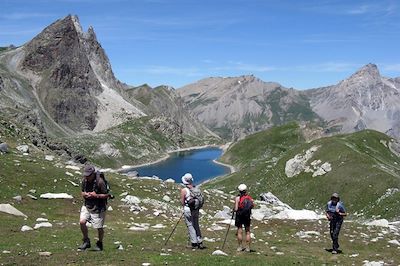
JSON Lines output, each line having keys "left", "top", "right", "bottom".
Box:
{"left": 181, "top": 173, "right": 193, "bottom": 185}
{"left": 238, "top": 184, "right": 247, "bottom": 192}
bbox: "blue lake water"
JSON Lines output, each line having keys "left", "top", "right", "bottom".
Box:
{"left": 127, "top": 147, "right": 231, "bottom": 185}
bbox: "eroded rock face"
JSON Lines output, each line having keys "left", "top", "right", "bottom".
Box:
{"left": 21, "top": 15, "right": 102, "bottom": 131}
{"left": 307, "top": 64, "right": 400, "bottom": 139}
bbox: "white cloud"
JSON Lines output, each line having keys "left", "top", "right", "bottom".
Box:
{"left": 382, "top": 64, "right": 400, "bottom": 72}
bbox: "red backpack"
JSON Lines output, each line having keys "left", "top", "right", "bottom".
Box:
{"left": 238, "top": 194, "right": 254, "bottom": 215}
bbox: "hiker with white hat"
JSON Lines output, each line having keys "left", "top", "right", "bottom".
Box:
{"left": 180, "top": 173, "right": 205, "bottom": 249}
{"left": 326, "top": 192, "right": 347, "bottom": 254}
{"left": 234, "top": 184, "right": 254, "bottom": 252}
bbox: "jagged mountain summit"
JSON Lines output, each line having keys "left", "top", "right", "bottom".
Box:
{"left": 0, "top": 15, "right": 144, "bottom": 134}
{"left": 0, "top": 15, "right": 213, "bottom": 139}
{"left": 306, "top": 63, "right": 400, "bottom": 138}
{"left": 178, "top": 75, "right": 321, "bottom": 139}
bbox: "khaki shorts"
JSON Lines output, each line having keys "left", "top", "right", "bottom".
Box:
{"left": 80, "top": 206, "right": 106, "bottom": 229}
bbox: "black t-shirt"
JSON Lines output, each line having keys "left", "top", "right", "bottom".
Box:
{"left": 81, "top": 177, "right": 107, "bottom": 213}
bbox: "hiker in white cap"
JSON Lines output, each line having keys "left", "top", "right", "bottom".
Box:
{"left": 326, "top": 192, "right": 347, "bottom": 254}
{"left": 234, "top": 183, "right": 254, "bottom": 252}
{"left": 180, "top": 173, "right": 205, "bottom": 249}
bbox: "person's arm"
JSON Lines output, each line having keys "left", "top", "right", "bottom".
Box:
{"left": 234, "top": 196, "right": 239, "bottom": 212}
{"left": 180, "top": 188, "right": 186, "bottom": 207}
{"left": 336, "top": 203, "right": 347, "bottom": 217}
{"left": 87, "top": 180, "right": 109, "bottom": 199}
{"left": 326, "top": 203, "right": 332, "bottom": 220}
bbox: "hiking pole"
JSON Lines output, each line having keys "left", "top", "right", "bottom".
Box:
{"left": 164, "top": 212, "right": 184, "bottom": 246}
{"left": 222, "top": 210, "right": 235, "bottom": 250}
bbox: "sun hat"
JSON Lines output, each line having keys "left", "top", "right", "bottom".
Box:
{"left": 238, "top": 184, "right": 247, "bottom": 192}
{"left": 181, "top": 173, "right": 193, "bottom": 185}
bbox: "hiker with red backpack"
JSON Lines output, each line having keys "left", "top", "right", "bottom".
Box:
{"left": 234, "top": 184, "right": 254, "bottom": 252}
{"left": 78, "top": 165, "right": 110, "bottom": 251}
{"left": 180, "top": 173, "right": 205, "bottom": 249}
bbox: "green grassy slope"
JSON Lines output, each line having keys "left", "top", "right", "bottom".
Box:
{"left": 206, "top": 123, "right": 400, "bottom": 220}
{"left": 1, "top": 145, "right": 399, "bottom": 265}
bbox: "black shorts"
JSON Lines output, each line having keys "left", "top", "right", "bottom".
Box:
{"left": 235, "top": 213, "right": 251, "bottom": 228}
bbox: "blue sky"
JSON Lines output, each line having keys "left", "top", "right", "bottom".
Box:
{"left": 1, "top": 0, "right": 399, "bottom": 89}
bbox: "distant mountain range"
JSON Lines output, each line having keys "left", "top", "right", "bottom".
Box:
{"left": 179, "top": 64, "right": 400, "bottom": 140}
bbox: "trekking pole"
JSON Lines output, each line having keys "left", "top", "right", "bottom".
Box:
{"left": 222, "top": 210, "right": 235, "bottom": 250}
{"left": 164, "top": 212, "right": 184, "bottom": 246}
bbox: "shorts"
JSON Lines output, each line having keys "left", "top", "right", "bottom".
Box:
{"left": 235, "top": 213, "right": 251, "bottom": 228}
{"left": 80, "top": 205, "right": 106, "bottom": 229}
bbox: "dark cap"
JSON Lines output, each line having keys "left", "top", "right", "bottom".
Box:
{"left": 331, "top": 192, "right": 339, "bottom": 199}
{"left": 83, "top": 165, "right": 95, "bottom": 177}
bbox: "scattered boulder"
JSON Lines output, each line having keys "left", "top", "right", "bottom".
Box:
{"left": 16, "top": 145, "right": 29, "bottom": 153}
{"left": 164, "top": 178, "right": 175, "bottom": 183}
{"left": 0, "top": 142, "right": 9, "bottom": 153}
{"left": 388, "top": 239, "right": 400, "bottom": 246}
{"left": 270, "top": 209, "right": 323, "bottom": 220}
{"left": 285, "top": 146, "right": 319, "bottom": 177}
{"left": 38, "top": 251, "right": 52, "bottom": 256}
{"left": 365, "top": 219, "right": 390, "bottom": 228}
{"left": 44, "top": 155, "right": 54, "bottom": 161}
{"left": 0, "top": 204, "right": 27, "bottom": 217}
{"left": 13, "top": 195, "right": 22, "bottom": 202}
{"left": 212, "top": 250, "right": 228, "bottom": 256}
{"left": 34, "top": 222, "right": 53, "bottom": 229}
{"left": 214, "top": 206, "right": 232, "bottom": 220}
{"left": 21, "top": 225, "right": 33, "bottom": 232}
{"left": 121, "top": 195, "right": 141, "bottom": 205}
{"left": 40, "top": 193, "right": 73, "bottom": 199}
{"left": 162, "top": 195, "right": 171, "bottom": 202}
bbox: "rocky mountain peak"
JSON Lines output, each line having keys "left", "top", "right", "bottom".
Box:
{"left": 347, "top": 63, "right": 381, "bottom": 82}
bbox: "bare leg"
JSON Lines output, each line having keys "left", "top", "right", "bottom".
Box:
{"left": 245, "top": 226, "right": 251, "bottom": 250}
{"left": 80, "top": 219, "right": 89, "bottom": 240}
{"left": 237, "top": 227, "right": 243, "bottom": 248}
{"left": 98, "top": 228, "right": 104, "bottom": 242}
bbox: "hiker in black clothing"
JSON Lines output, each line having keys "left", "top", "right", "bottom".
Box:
{"left": 326, "top": 192, "right": 347, "bottom": 254}
{"left": 234, "top": 184, "right": 254, "bottom": 252}
{"left": 78, "top": 165, "right": 109, "bottom": 251}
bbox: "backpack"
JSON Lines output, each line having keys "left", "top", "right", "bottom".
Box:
{"left": 94, "top": 171, "right": 110, "bottom": 195}
{"left": 237, "top": 194, "right": 254, "bottom": 216}
{"left": 187, "top": 186, "right": 204, "bottom": 210}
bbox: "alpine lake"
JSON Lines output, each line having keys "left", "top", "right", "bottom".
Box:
{"left": 123, "top": 147, "right": 231, "bottom": 184}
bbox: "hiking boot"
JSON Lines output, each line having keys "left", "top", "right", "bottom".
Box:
{"left": 197, "top": 242, "right": 206, "bottom": 249}
{"left": 245, "top": 247, "right": 251, "bottom": 252}
{"left": 78, "top": 239, "right": 91, "bottom": 251}
{"left": 237, "top": 246, "right": 244, "bottom": 252}
{"left": 93, "top": 241, "right": 103, "bottom": 251}
{"left": 331, "top": 250, "right": 338, "bottom": 254}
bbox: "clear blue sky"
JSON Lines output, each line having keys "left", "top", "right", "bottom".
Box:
{"left": 1, "top": 0, "right": 399, "bottom": 89}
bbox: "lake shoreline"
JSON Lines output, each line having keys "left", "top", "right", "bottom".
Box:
{"left": 117, "top": 144, "right": 235, "bottom": 178}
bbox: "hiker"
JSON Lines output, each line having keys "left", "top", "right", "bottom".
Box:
{"left": 326, "top": 192, "right": 347, "bottom": 254}
{"left": 234, "top": 184, "right": 254, "bottom": 252}
{"left": 78, "top": 165, "right": 110, "bottom": 251}
{"left": 180, "top": 173, "right": 205, "bottom": 249}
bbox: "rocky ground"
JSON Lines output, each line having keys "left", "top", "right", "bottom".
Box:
{"left": 0, "top": 148, "right": 399, "bottom": 265}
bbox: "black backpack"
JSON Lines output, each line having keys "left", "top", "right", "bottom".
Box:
{"left": 94, "top": 171, "right": 110, "bottom": 195}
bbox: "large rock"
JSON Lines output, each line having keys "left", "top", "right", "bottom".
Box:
{"left": 16, "top": 145, "right": 29, "bottom": 153}
{"left": 285, "top": 146, "right": 319, "bottom": 177}
{"left": 40, "top": 193, "right": 73, "bottom": 199}
{"left": 0, "top": 204, "right": 27, "bottom": 217}
{"left": 0, "top": 143, "right": 8, "bottom": 153}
